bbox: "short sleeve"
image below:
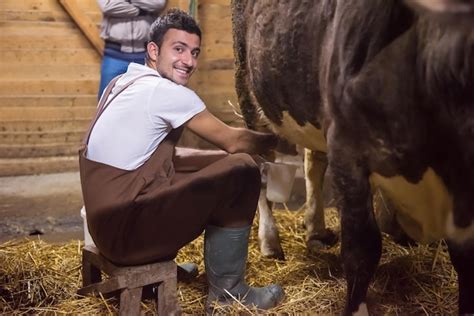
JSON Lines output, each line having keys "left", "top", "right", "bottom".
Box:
{"left": 149, "top": 82, "right": 206, "bottom": 129}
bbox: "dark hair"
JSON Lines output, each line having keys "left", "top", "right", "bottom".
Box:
{"left": 148, "top": 8, "right": 202, "bottom": 47}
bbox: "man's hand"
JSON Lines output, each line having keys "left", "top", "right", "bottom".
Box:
{"left": 248, "top": 132, "right": 278, "bottom": 156}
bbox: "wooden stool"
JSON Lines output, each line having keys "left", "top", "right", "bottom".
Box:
{"left": 78, "top": 245, "right": 180, "bottom": 315}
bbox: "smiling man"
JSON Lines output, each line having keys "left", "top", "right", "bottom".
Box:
{"left": 80, "top": 9, "right": 284, "bottom": 312}
{"left": 148, "top": 28, "right": 199, "bottom": 85}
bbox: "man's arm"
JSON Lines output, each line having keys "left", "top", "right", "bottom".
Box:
{"left": 97, "top": 0, "right": 140, "bottom": 17}
{"left": 185, "top": 110, "right": 278, "bottom": 155}
{"left": 131, "top": 0, "right": 167, "bottom": 13}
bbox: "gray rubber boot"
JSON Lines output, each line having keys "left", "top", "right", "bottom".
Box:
{"left": 204, "top": 225, "right": 284, "bottom": 311}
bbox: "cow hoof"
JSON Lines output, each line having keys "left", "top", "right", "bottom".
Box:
{"left": 259, "top": 240, "right": 285, "bottom": 260}
{"left": 306, "top": 229, "right": 338, "bottom": 253}
{"left": 262, "top": 249, "right": 285, "bottom": 260}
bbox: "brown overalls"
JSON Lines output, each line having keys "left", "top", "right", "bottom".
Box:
{"left": 79, "top": 75, "right": 261, "bottom": 266}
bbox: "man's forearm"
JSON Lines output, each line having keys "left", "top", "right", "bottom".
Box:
{"left": 97, "top": 0, "right": 139, "bottom": 17}
{"left": 131, "top": 0, "right": 166, "bottom": 12}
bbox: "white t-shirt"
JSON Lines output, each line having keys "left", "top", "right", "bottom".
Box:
{"left": 87, "top": 63, "right": 205, "bottom": 170}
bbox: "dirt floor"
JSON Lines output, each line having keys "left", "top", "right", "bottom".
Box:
{"left": 0, "top": 172, "right": 85, "bottom": 243}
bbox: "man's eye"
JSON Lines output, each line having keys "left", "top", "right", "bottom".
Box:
{"left": 175, "top": 47, "right": 183, "bottom": 53}
{"left": 192, "top": 50, "right": 200, "bottom": 58}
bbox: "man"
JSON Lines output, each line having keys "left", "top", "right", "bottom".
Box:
{"left": 96, "top": 0, "right": 167, "bottom": 98}
{"left": 79, "top": 9, "right": 284, "bottom": 311}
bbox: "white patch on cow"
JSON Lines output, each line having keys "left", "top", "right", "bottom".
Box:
{"left": 370, "top": 168, "right": 453, "bottom": 243}
{"left": 353, "top": 302, "right": 369, "bottom": 316}
{"left": 445, "top": 212, "right": 474, "bottom": 244}
{"left": 270, "top": 111, "right": 327, "bottom": 152}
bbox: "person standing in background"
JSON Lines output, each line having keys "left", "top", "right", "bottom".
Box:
{"left": 97, "top": 0, "right": 167, "bottom": 98}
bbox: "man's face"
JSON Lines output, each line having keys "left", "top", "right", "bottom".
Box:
{"left": 154, "top": 29, "right": 201, "bottom": 86}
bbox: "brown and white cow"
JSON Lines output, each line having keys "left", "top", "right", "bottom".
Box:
{"left": 231, "top": 0, "right": 474, "bottom": 314}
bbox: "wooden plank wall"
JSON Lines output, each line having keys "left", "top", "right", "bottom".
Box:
{"left": 0, "top": 0, "right": 239, "bottom": 176}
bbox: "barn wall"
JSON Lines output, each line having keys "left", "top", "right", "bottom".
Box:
{"left": 0, "top": 0, "right": 239, "bottom": 176}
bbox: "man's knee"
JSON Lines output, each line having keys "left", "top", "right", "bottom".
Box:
{"left": 208, "top": 153, "right": 261, "bottom": 226}
{"left": 228, "top": 153, "right": 260, "bottom": 185}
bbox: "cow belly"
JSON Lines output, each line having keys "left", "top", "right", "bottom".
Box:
{"left": 370, "top": 168, "right": 453, "bottom": 244}
{"left": 270, "top": 112, "right": 327, "bottom": 152}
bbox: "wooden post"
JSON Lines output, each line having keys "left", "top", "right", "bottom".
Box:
{"left": 58, "top": 0, "right": 104, "bottom": 56}
{"left": 189, "top": 0, "right": 198, "bottom": 19}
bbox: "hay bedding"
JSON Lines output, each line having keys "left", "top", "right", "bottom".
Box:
{"left": 0, "top": 208, "right": 457, "bottom": 315}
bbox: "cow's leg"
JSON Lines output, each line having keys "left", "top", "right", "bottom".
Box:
{"left": 257, "top": 188, "right": 285, "bottom": 260}
{"left": 335, "top": 164, "right": 381, "bottom": 315}
{"left": 304, "top": 149, "right": 338, "bottom": 253}
{"left": 328, "top": 132, "right": 382, "bottom": 315}
{"left": 257, "top": 161, "right": 285, "bottom": 260}
{"left": 446, "top": 240, "right": 474, "bottom": 314}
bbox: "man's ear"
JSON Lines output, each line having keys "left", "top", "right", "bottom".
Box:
{"left": 146, "top": 42, "right": 159, "bottom": 62}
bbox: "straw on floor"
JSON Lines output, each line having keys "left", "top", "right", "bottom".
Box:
{"left": 0, "top": 208, "right": 457, "bottom": 315}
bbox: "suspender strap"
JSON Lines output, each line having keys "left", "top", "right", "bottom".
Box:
{"left": 97, "top": 75, "right": 122, "bottom": 114}
{"left": 82, "top": 73, "right": 158, "bottom": 146}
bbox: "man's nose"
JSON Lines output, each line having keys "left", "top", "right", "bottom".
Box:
{"left": 182, "top": 51, "right": 194, "bottom": 66}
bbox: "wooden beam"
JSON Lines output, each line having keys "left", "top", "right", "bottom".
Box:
{"left": 0, "top": 143, "right": 80, "bottom": 158}
{"left": 1, "top": 105, "right": 95, "bottom": 121}
{"left": 0, "top": 79, "right": 99, "bottom": 95}
{"left": 1, "top": 120, "right": 90, "bottom": 133}
{"left": 58, "top": 0, "right": 103, "bottom": 56}
{"left": 0, "top": 95, "right": 97, "bottom": 108}
{"left": 0, "top": 156, "right": 79, "bottom": 177}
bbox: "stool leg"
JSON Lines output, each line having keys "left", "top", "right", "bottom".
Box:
{"left": 119, "top": 287, "right": 142, "bottom": 316}
{"left": 82, "top": 256, "right": 101, "bottom": 287}
{"left": 157, "top": 277, "right": 180, "bottom": 315}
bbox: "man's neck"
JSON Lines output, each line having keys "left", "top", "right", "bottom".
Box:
{"left": 145, "top": 57, "right": 155, "bottom": 68}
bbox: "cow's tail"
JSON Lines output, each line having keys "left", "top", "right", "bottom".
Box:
{"left": 231, "top": 0, "right": 259, "bottom": 130}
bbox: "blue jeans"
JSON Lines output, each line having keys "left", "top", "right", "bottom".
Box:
{"left": 98, "top": 52, "right": 146, "bottom": 99}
